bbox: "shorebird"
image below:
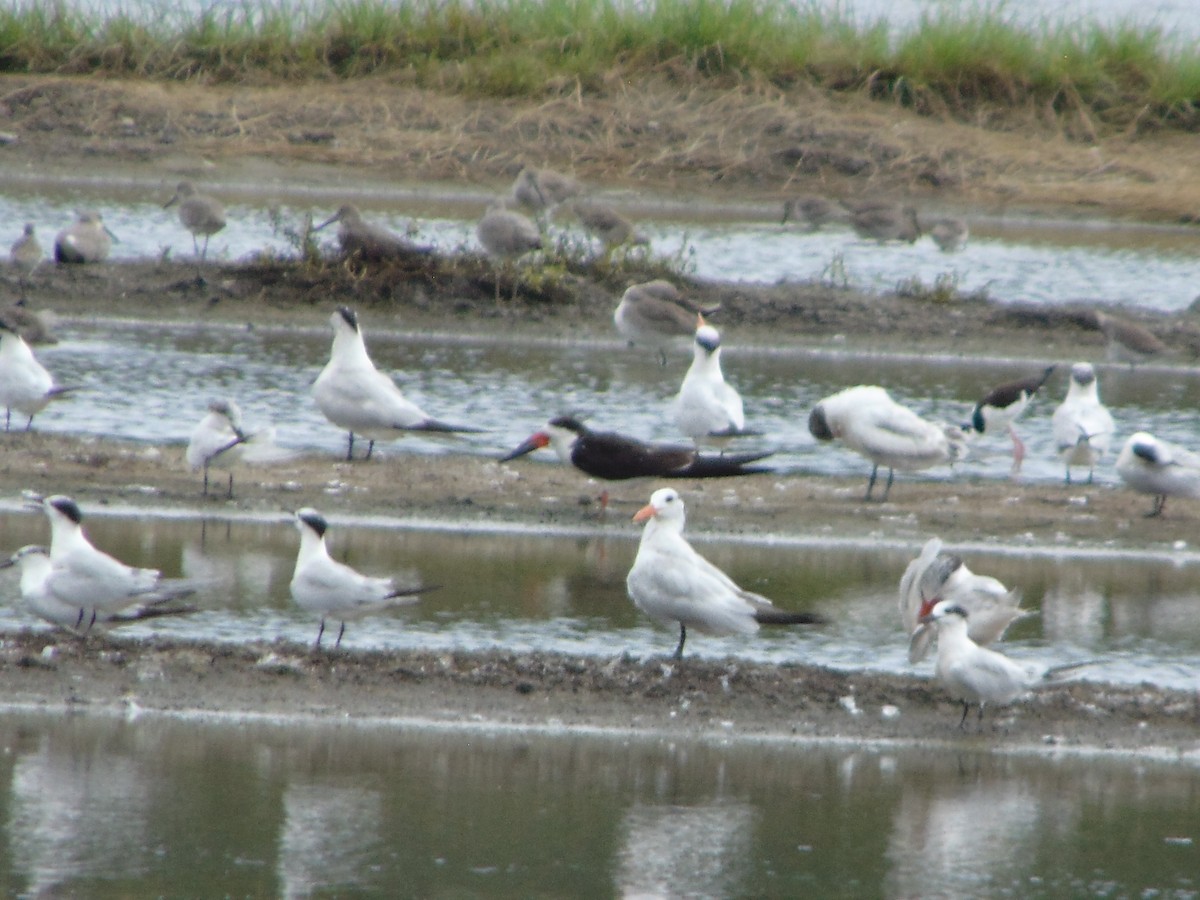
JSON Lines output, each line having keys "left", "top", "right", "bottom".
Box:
{"left": 1115, "top": 431, "right": 1200, "bottom": 517}
{"left": 781, "top": 195, "right": 838, "bottom": 231}
{"left": 613, "top": 280, "right": 719, "bottom": 365}
{"left": 1092, "top": 310, "right": 1166, "bottom": 366}
{"left": 53, "top": 210, "right": 115, "bottom": 264}
{"left": 1, "top": 544, "right": 196, "bottom": 635}
{"left": 847, "top": 203, "right": 921, "bottom": 243}
{"left": 1051, "top": 362, "right": 1115, "bottom": 485}
{"left": 919, "top": 599, "right": 1093, "bottom": 729}
{"left": 898, "top": 537, "right": 1028, "bottom": 664}
{"left": 186, "top": 399, "right": 248, "bottom": 497}
{"left": 312, "top": 306, "right": 481, "bottom": 461}
{"left": 929, "top": 217, "right": 969, "bottom": 252}
{"left": 314, "top": 204, "right": 430, "bottom": 262}
{"left": 290, "top": 508, "right": 435, "bottom": 649}
{"left": 509, "top": 166, "right": 582, "bottom": 217}
{"left": 570, "top": 199, "right": 649, "bottom": 256}
{"left": 10, "top": 222, "right": 42, "bottom": 295}
{"left": 1, "top": 299, "right": 58, "bottom": 345}
{"left": 502, "top": 415, "right": 772, "bottom": 485}
{"left": 963, "top": 365, "right": 1055, "bottom": 475}
{"left": 671, "top": 318, "right": 757, "bottom": 448}
{"left": 626, "top": 487, "right": 824, "bottom": 659}
{"left": 0, "top": 320, "right": 77, "bottom": 430}
{"left": 809, "top": 385, "right": 967, "bottom": 501}
{"left": 31, "top": 494, "right": 197, "bottom": 634}
{"left": 164, "top": 181, "right": 226, "bottom": 262}
{"left": 475, "top": 203, "right": 543, "bottom": 301}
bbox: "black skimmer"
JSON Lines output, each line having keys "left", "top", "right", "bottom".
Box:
{"left": 1050, "top": 362, "right": 1115, "bottom": 485}
{"left": 1115, "top": 431, "right": 1200, "bottom": 517}
{"left": 626, "top": 487, "right": 824, "bottom": 658}
{"left": 809, "top": 385, "right": 967, "bottom": 501}
{"left": 964, "top": 365, "right": 1055, "bottom": 476}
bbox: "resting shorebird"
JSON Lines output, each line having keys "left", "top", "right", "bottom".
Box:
{"left": 1092, "top": 310, "right": 1166, "bottom": 366}
{"left": 809, "top": 385, "right": 967, "bottom": 501}
{"left": 626, "top": 488, "right": 823, "bottom": 658}
{"left": 781, "top": 195, "right": 838, "bottom": 231}
{"left": 613, "top": 280, "right": 719, "bottom": 365}
{"left": 164, "top": 181, "right": 226, "bottom": 262}
{"left": 54, "top": 210, "right": 115, "bottom": 264}
{"left": 847, "top": 203, "right": 921, "bottom": 243}
{"left": 963, "top": 365, "right": 1055, "bottom": 476}
{"left": 10, "top": 222, "right": 43, "bottom": 296}
{"left": 1051, "top": 362, "right": 1115, "bottom": 485}
{"left": 1115, "top": 431, "right": 1200, "bottom": 517}
{"left": 0, "top": 320, "right": 77, "bottom": 431}
{"left": 898, "top": 537, "right": 1028, "bottom": 664}
{"left": 671, "top": 318, "right": 757, "bottom": 448}
{"left": 312, "top": 306, "right": 482, "bottom": 460}
{"left": 509, "top": 166, "right": 582, "bottom": 218}
{"left": 928, "top": 217, "right": 969, "bottom": 252}
{"left": 315, "top": 204, "right": 430, "bottom": 262}
{"left": 570, "top": 199, "right": 649, "bottom": 256}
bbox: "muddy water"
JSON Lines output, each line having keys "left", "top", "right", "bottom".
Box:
{"left": 0, "top": 711, "right": 1194, "bottom": 897}
{"left": 1, "top": 513, "right": 1197, "bottom": 690}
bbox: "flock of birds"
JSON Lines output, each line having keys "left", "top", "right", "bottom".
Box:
{"left": 2, "top": 167, "right": 1198, "bottom": 728}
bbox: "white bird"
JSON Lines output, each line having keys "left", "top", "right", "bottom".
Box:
{"left": 920, "top": 599, "right": 1093, "bottom": 729}
{"left": 54, "top": 210, "right": 114, "bottom": 264}
{"left": 1051, "top": 362, "right": 1115, "bottom": 485}
{"left": 808, "top": 385, "right": 967, "bottom": 501}
{"left": 612, "top": 280, "right": 719, "bottom": 365}
{"left": 0, "top": 320, "right": 77, "bottom": 431}
{"left": 1115, "top": 431, "right": 1200, "bottom": 517}
{"left": 1, "top": 544, "right": 195, "bottom": 635}
{"left": 671, "top": 318, "right": 756, "bottom": 448}
{"left": 32, "top": 495, "right": 196, "bottom": 633}
{"left": 163, "top": 181, "right": 226, "bottom": 262}
{"left": 898, "top": 537, "right": 1028, "bottom": 664}
{"left": 311, "top": 306, "right": 481, "bottom": 461}
{"left": 186, "top": 399, "right": 248, "bottom": 497}
{"left": 626, "top": 488, "right": 823, "bottom": 659}
{"left": 290, "top": 508, "right": 434, "bottom": 649}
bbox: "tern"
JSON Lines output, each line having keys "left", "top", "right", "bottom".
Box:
{"left": 314, "top": 204, "right": 431, "bottom": 262}
{"left": 899, "top": 537, "right": 1028, "bottom": 664}
{"left": 312, "top": 306, "right": 481, "bottom": 460}
{"left": 1051, "top": 362, "right": 1115, "bottom": 485}
{"left": 626, "top": 488, "right": 824, "bottom": 658}
{"left": 919, "top": 599, "right": 1093, "bottom": 729}
{"left": 53, "top": 210, "right": 115, "bottom": 264}
{"left": 671, "top": 318, "right": 757, "bottom": 448}
{"left": 809, "top": 385, "right": 967, "bottom": 501}
{"left": 163, "top": 181, "right": 226, "bottom": 262}
{"left": 963, "top": 365, "right": 1055, "bottom": 475}
{"left": 612, "top": 280, "right": 719, "bottom": 365}
{"left": 290, "top": 508, "right": 435, "bottom": 649}
{"left": 1115, "top": 431, "right": 1200, "bottom": 517}
{"left": 1, "top": 545, "right": 196, "bottom": 635}
{"left": 186, "top": 399, "right": 248, "bottom": 497}
{"left": 501, "top": 415, "right": 773, "bottom": 485}
{"left": 32, "top": 494, "right": 197, "bottom": 633}
{"left": 0, "top": 320, "right": 77, "bottom": 431}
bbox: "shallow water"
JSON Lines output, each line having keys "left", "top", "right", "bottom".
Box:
{"left": 24, "top": 317, "right": 1200, "bottom": 488}
{"left": 1, "top": 514, "right": 1197, "bottom": 691}
{"left": 0, "top": 711, "right": 1194, "bottom": 898}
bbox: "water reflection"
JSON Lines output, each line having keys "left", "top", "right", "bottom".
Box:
{"left": 278, "top": 782, "right": 385, "bottom": 899}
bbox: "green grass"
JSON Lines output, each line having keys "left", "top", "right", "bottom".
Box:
{"left": 1, "top": 0, "right": 1198, "bottom": 130}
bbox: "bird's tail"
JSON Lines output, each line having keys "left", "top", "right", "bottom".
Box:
{"left": 672, "top": 451, "right": 774, "bottom": 478}
{"left": 385, "top": 583, "right": 441, "bottom": 602}
{"left": 113, "top": 603, "right": 199, "bottom": 624}
{"left": 1040, "top": 659, "right": 1101, "bottom": 684}
{"left": 754, "top": 608, "right": 827, "bottom": 626}
{"left": 47, "top": 386, "right": 82, "bottom": 401}
{"left": 407, "top": 419, "right": 486, "bottom": 434}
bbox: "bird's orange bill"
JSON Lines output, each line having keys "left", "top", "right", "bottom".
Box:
{"left": 499, "top": 432, "right": 550, "bottom": 461}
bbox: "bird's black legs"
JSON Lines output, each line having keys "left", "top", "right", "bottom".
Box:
{"left": 865, "top": 465, "right": 878, "bottom": 500}
{"left": 335, "top": 621, "right": 347, "bottom": 649}
{"left": 672, "top": 624, "right": 687, "bottom": 660}
{"left": 1147, "top": 494, "right": 1167, "bottom": 518}
{"left": 315, "top": 619, "right": 326, "bottom": 648}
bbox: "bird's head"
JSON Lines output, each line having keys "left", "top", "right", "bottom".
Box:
{"left": 294, "top": 508, "right": 328, "bottom": 538}
{"left": 633, "top": 487, "right": 685, "bottom": 524}
{"left": 918, "top": 599, "right": 969, "bottom": 626}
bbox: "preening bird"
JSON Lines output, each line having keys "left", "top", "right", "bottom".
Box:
{"left": 509, "top": 166, "right": 582, "bottom": 217}
{"left": 1051, "top": 362, "right": 1115, "bottom": 485}
{"left": 186, "top": 399, "right": 248, "bottom": 497}
{"left": 311, "top": 306, "right": 482, "bottom": 460}
{"left": 671, "top": 318, "right": 756, "bottom": 448}
{"left": 898, "top": 537, "right": 1028, "bottom": 664}
{"left": 626, "top": 488, "right": 823, "bottom": 659}
{"left": 1115, "top": 431, "right": 1200, "bottom": 518}
{"left": 809, "top": 385, "right": 967, "bottom": 501}
{"left": 963, "top": 365, "right": 1055, "bottom": 476}
{"left": 289, "top": 508, "right": 435, "bottom": 649}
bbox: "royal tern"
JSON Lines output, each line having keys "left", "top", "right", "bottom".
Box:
{"left": 0, "top": 320, "right": 77, "bottom": 431}
{"left": 163, "top": 181, "right": 226, "bottom": 262}
{"left": 929, "top": 217, "right": 969, "bottom": 252}
{"left": 312, "top": 306, "right": 481, "bottom": 460}
{"left": 501, "top": 415, "right": 772, "bottom": 483}
{"left": 186, "top": 399, "right": 248, "bottom": 497}
{"left": 1051, "top": 362, "right": 1115, "bottom": 485}
{"left": 919, "top": 599, "right": 1092, "bottom": 729}
{"left": 32, "top": 494, "right": 197, "bottom": 633}
{"left": 899, "top": 537, "right": 1028, "bottom": 664}
{"left": 963, "top": 365, "right": 1055, "bottom": 475}
{"left": 612, "top": 280, "right": 719, "bottom": 365}
{"left": 781, "top": 195, "right": 838, "bottom": 231}
{"left": 290, "top": 508, "right": 435, "bottom": 649}
{"left": 1, "top": 544, "right": 196, "bottom": 635}
{"left": 1115, "top": 431, "right": 1200, "bottom": 517}
{"left": 53, "top": 210, "right": 114, "bottom": 264}
{"left": 314, "top": 204, "right": 431, "bottom": 262}
{"left": 671, "top": 319, "right": 757, "bottom": 447}
{"left": 1092, "top": 310, "right": 1166, "bottom": 366}
{"left": 626, "top": 488, "right": 823, "bottom": 658}
{"left": 809, "top": 385, "right": 967, "bottom": 501}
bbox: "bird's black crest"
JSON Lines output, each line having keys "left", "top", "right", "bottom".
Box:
{"left": 1071, "top": 365, "right": 1096, "bottom": 387}
{"left": 548, "top": 415, "right": 587, "bottom": 434}
{"left": 336, "top": 306, "right": 359, "bottom": 331}
{"left": 298, "top": 510, "right": 328, "bottom": 537}
{"left": 808, "top": 405, "right": 833, "bottom": 441}
{"left": 943, "top": 604, "right": 970, "bottom": 619}
{"left": 49, "top": 496, "right": 83, "bottom": 525}
{"left": 696, "top": 329, "right": 721, "bottom": 353}
{"left": 1131, "top": 440, "right": 1161, "bottom": 465}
